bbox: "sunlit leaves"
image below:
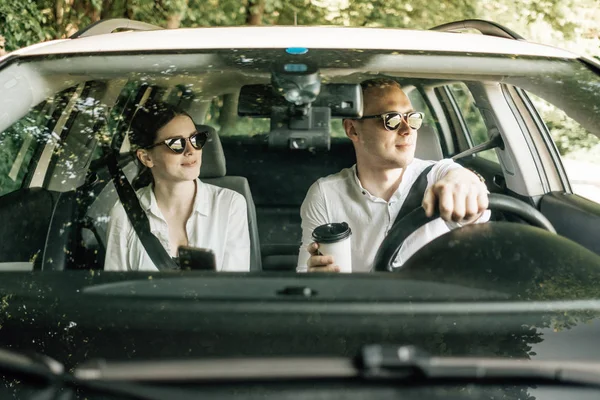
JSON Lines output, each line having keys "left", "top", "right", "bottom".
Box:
{"left": 1, "top": 0, "right": 599, "bottom": 55}
{"left": 528, "top": 92, "right": 599, "bottom": 155}
{"left": 0, "top": 0, "right": 54, "bottom": 52}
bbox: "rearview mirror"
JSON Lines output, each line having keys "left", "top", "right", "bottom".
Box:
{"left": 238, "top": 83, "right": 362, "bottom": 118}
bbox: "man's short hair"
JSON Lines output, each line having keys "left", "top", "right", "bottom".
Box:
{"left": 360, "top": 78, "right": 402, "bottom": 93}
{"left": 342, "top": 78, "right": 403, "bottom": 123}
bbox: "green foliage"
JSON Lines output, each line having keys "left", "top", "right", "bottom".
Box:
{"left": 483, "top": 0, "right": 582, "bottom": 41}
{"left": 446, "top": 83, "right": 500, "bottom": 162}
{"left": 2, "top": 0, "right": 598, "bottom": 52}
{"left": 206, "top": 96, "right": 270, "bottom": 136}
{"left": 528, "top": 93, "right": 599, "bottom": 156}
{"left": 182, "top": 0, "right": 246, "bottom": 26}
{"left": 339, "top": 0, "right": 478, "bottom": 28}
{"left": 0, "top": 103, "right": 49, "bottom": 196}
{"left": 546, "top": 115, "right": 599, "bottom": 156}
{"left": 0, "top": 0, "right": 55, "bottom": 52}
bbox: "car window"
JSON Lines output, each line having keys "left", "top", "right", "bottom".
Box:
{"left": 0, "top": 102, "right": 50, "bottom": 196}
{"left": 43, "top": 83, "right": 118, "bottom": 192}
{"left": 407, "top": 88, "right": 439, "bottom": 134}
{"left": 526, "top": 92, "right": 600, "bottom": 203}
{"left": 447, "top": 83, "right": 500, "bottom": 163}
{"left": 407, "top": 87, "right": 444, "bottom": 152}
{"left": 0, "top": 85, "right": 78, "bottom": 196}
{"left": 206, "top": 95, "right": 270, "bottom": 136}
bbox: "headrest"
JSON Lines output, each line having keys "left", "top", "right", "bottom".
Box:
{"left": 415, "top": 123, "right": 444, "bottom": 161}
{"left": 198, "top": 124, "right": 226, "bottom": 178}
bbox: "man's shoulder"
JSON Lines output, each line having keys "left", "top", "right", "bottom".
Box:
{"left": 410, "top": 158, "right": 436, "bottom": 173}
{"left": 410, "top": 158, "right": 460, "bottom": 176}
{"left": 302, "top": 166, "right": 356, "bottom": 206}
{"left": 314, "top": 166, "right": 356, "bottom": 188}
{"left": 409, "top": 158, "right": 463, "bottom": 186}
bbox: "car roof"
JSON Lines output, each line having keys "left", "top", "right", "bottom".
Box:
{"left": 2, "top": 26, "right": 579, "bottom": 60}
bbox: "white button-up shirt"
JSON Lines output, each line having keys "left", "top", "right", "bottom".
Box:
{"left": 105, "top": 179, "right": 250, "bottom": 272}
{"left": 297, "top": 159, "right": 490, "bottom": 273}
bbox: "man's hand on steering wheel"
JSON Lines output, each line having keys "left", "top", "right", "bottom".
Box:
{"left": 422, "top": 168, "right": 489, "bottom": 224}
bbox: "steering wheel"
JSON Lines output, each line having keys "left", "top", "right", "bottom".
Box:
{"left": 373, "top": 193, "right": 556, "bottom": 272}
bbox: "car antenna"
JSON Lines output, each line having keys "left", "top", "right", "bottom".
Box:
{"left": 294, "top": 11, "right": 298, "bottom": 26}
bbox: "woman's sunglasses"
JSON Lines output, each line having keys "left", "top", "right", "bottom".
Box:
{"left": 358, "top": 111, "right": 424, "bottom": 131}
{"left": 146, "top": 130, "right": 210, "bottom": 154}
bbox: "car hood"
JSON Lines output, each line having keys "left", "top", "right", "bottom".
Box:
{"left": 1, "top": 271, "right": 600, "bottom": 370}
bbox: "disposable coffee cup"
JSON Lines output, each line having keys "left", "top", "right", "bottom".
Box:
{"left": 312, "top": 222, "right": 352, "bottom": 273}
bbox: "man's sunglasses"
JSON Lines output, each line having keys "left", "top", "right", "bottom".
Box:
{"left": 358, "top": 111, "right": 424, "bottom": 131}
{"left": 146, "top": 130, "right": 210, "bottom": 154}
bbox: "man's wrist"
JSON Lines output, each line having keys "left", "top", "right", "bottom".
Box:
{"left": 466, "top": 168, "right": 486, "bottom": 184}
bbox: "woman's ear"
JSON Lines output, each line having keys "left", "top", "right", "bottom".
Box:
{"left": 136, "top": 149, "right": 154, "bottom": 168}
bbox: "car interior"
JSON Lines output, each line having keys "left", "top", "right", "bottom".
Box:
{"left": 0, "top": 49, "right": 599, "bottom": 273}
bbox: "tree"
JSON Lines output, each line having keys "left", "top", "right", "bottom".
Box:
{"left": 338, "top": 0, "right": 478, "bottom": 28}
{"left": 0, "top": 35, "right": 6, "bottom": 56}
{"left": 0, "top": 0, "right": 54, "bottom": 53}
{"left": 2, "top": 0, "right": 599, "bottom": 53}
{"left": 246, "top": 0, "right": 265, "bottom": 25}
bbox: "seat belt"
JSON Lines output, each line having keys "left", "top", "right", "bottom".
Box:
{"left": 105, "top": 151, "right": 179, "bottom": 271}
{"left": 391, "top": 164, "right": 435, "bottom": 229}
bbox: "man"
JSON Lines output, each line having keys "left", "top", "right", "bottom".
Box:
{"left": 297, "top": 79, "right": 490, "bottom": 272}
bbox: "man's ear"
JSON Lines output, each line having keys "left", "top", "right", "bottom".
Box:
{"left": 136, "top": 149, "right": 154, "bottom": 168}
{"left": 343, "top": 119, "right": 359, "bottom": 143}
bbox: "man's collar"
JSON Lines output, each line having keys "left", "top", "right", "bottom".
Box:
{"left": 351, "top": 164, "right": 364, "bottom": 191}
{"left": 351, "top": 164, "right": 381, "bottom": 201}
{"left": 351, "top": 160, "right": 420, "bottom": 202}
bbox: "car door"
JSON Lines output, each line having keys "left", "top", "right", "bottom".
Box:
{"left": 508, "top": 87, "right": 600, "bottom": 255}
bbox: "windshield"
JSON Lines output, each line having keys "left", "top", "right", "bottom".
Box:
{"left": 0, "top": 48, "right": 598, "bottom": 277}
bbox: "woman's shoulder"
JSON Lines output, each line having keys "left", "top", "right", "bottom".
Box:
{"left": 109, "top": 198, "right": 127, "bottom": 220}
{"left": 107, "top": 198, "right": 133, "bottom": 235}
{"left": 108, "top": 184, "right": 153, "bottom": 226}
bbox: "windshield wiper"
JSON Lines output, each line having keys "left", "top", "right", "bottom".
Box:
{"left": 73, "top": 345, "right": 600, "bottom": 389}
{"left": 7, "top": 344, "right": 599, "bottom": 400}
{"left": 0, "top": 347, "right": 63, "bottom": 380}
{"left": 357, "top": 344, "right": 600, "bottom": 387}
{"left": 0, "top": 347, "right": 159, "bottom": 400}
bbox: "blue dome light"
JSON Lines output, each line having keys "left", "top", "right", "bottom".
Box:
{"left": 286, "top": 47, "right": 309, "bottom": 55}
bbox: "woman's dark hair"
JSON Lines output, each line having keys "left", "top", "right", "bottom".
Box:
{"left": 128, "top": 101, "right": 193, "bottom": 188}
{"left": 128, "top": 101, "right": 192, "bottom": 149}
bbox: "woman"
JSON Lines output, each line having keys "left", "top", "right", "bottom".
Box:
{"left": 105, "top": 101, "right": 250, "bottom": 271}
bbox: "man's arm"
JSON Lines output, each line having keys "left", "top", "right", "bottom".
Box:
{"left": 297, "top": 181, "right": 338, "bottom": 272}
{"left": 422, "top": 160, "right": 490, "bottom": 223}
{"left": 222, "top": 193, "right": 251, "bottom": 272}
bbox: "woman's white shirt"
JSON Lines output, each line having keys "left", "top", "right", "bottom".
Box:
{"left": 105, "top": 179, "right": 250, "bottom": 272}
